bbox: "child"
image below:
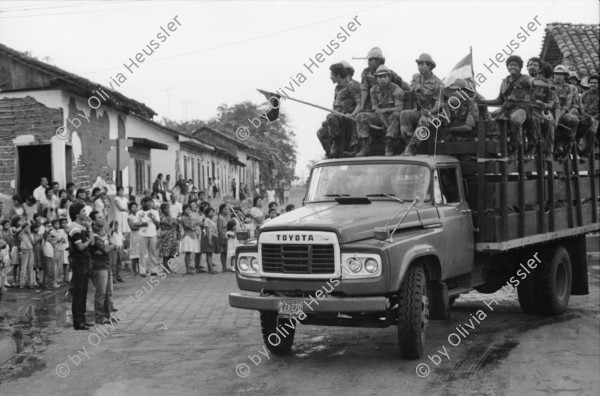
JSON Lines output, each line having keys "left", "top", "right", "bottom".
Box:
{"left": 200, "top": 207, "right": 217, "bottom": 274}
{"left": 225, "top": 219, "right": 238, "bottom": 272}
{"left": 0, "top": 237, "right": 9, "bottom": 299}
{"left": 10, "top": 217, "right": 22, "bottom": 286}
{"left": 109, "top": 221, "right": 124, "bottom": 282}
{"left": 19, "top": 222, "right": 37, "bottom": 288}
{"left": 180, "top": 204, "right": 200, "bottom": 275}
{"left": 2, "top": 220, "right": 13, "bottom": 288}
{"left": 42, "top": 222, "right": 57, "bottom": 288}
{"left": 49, "top": 219, "right": 64, "bottom": 287}
{"left": 32, "top": 214, "right": 45, "bottom": 286}
{"left": 59, "top": 218, "right": 70, "bottom": 284}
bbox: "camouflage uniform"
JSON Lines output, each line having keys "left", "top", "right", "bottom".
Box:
{"left": 399, "top": 72, "right": 444, "bottom": 145}
{"left": 554, "top": 83, "right": 579, "bottom": 156}
{"left": 447, "top": 96, "right": 478, "bottom": 137}
{"left": 360, "top": 67, "right": 410, "bottom": 112}
{"left": 316, "top": 78, "right": 360, "bottom": 158}
{"left": 529, "top": 75, "right": 558, "bottom": 158}
{"left": 356, "top": 82, "right": 404, "bottom": 139}
{"left": 575, "top": 88, "right": 599, "bottom": 157}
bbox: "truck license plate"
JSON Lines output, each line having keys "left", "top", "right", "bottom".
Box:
{"left": 278, "top": 299, "right": 304, "bottom": 317}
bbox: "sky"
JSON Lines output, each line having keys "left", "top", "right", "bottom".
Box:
{"left": 0, "top": 0, "right": 598, "bottom": 180}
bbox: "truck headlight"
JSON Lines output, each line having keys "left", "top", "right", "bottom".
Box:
{"left": 364, "top": 258, "right": 379, "bottom": 274}
{"left": 347, "top": 257, "right": 362, "bottom": 273}
{"left": 239, "top": 257, "right": 250, "bottom": 272}
{"left": 341, "top": 253, "right": 382, "bottom": 278}
{"left": 250, "top": 258, "right": 259, "bottom": 271}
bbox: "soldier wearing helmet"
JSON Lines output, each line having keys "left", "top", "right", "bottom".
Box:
{"left": 316, "top": 62, "right": 361, "bottom": 159}
{"left": 340, "top": 60, "right": 362, "bottom": 156}
{"left": 444, "top": 79, "right": 479, "bottom": 137}
{"left": 354, "top": 47, "right": 410, "bottom": 117}
{"left": 575, "top": 74, "right": 598, "bottom": 160}
{"left": 551, "top": 64, "right": 579, "bottom": 161}
{"left": 353, "top": 65, "right": 406, "bottom": 156}
{"left": 479, "top": 55, "right": 555, "bottom": 161}
{"left": 527, "top": 56, "right": 557, "bottom": 161}
{"left": 398, "top": 53, "right": 444, "bottom": 156}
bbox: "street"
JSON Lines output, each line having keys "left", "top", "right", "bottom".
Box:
{"left": 0, "top": 251, "right": 598, "bottom": 396}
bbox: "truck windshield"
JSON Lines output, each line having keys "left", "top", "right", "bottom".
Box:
{"left": 305, "top": 163, "right": 431, "bottom": 203}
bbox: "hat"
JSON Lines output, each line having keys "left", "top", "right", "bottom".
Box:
{"left": 568, "top": 71, "right": 581, "bottom": 81}
{"left": 366, "top": 47, "right": 385, "bottom": 60}
{"left": 416, "top": 53, "right": 436, "bottom": 69}
{"left": 553, "top": 65, "right": 569, "bottom": 75}
{"left": 448, "top": 79, "right": 467, "bottom": 90}
{"left": 340, "top": 60, "right": 354, "bottom": 72}
{"left": 375, "top": 65, "right": 391, "bottom": 76}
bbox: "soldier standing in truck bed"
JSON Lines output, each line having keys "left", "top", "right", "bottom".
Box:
{"left": 353, "top": 65, "right": 405, "bottom": 156}
{"left": 399, "top": 53, "right": 444, "bottom": 156}
{"left": 444, "top": 79, "right": 478, "bottom": 139}
{"left": 479, "top": 55, "right": 555, "bottom": 161}
{"left": 552, "top": 65, "right": 579, "bottom": 162}
{"left": 527, "top": 56, "right": 557, "bottom": 162}
{"left": 316, "top": 62, "right": 360, "bottom": 159}
{"left": 575, "top": 74, "right": 598, "bottom": 160}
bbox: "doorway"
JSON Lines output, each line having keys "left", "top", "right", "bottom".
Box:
{"left": 17, "top": 145, "right": 52, "bottom": 197}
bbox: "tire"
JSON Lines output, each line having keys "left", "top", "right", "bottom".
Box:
{"left": 537, "top": 246, "right": 572, "bottom": 315}
{"left": 517, "top": 272, "right": 542, "bottom": 314}
{"left": 260, "top": 312, "right": 296, "bottom": 355}
{"left": 397, "top": 265, "right": 428, "bottom": 359}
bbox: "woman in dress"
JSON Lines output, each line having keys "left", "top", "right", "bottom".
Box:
{"left": 158, "top": 202, "right": 180, "bottom": 275}
{"left": 126, "top": 202, "right": 144, "bottom": 276}
{"left": 114, "top": 186, "right": 131, "bottom": 234}
{"left": 8, "top": 195, "right": 25, "bottom": 220}
{"left": 180, "top": 204, "right": 200, "bottom": 275}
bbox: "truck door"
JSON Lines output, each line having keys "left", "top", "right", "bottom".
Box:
{"left": 434, "top": 166, "right": 474, "bottom": 278}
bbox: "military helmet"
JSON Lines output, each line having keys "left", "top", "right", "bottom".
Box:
{"left": 340, "top": 60, "right": 354, "bottom": 72}
{"left": 553, "top": 65, "right": 570, "bottom": 75}
{"left": 448, "top": 79, "right": 467, "bottom": 90}
{"left": 367, "top": 47, "right": 385, "bottom": 61}
{"left": 375, "top": 65, "right": 391, "bottom": 76}
{"left": 415, "top": 53, "right": 436, "bottom": 69}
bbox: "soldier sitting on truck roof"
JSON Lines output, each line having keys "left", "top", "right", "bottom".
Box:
{"left": 353, "top": 65, "right": 406, "bottom": 157}
{"left": 399, "top": 53, "right": 445, "bottom": 156}
{"left": 442, "top": 79, "right": 478, "bottom": 140}
{"left": 527, "top": 57, "right": 557, "bottom": 162}
{"left": 552, "top": 65, "right": 579, "bottom": 162}
{"left": 575, "top": 74, "right": 598, "bottom": 160}
{"left": 478, "top": 55, "right": 555, "bottom": 162}
{"left": 316, "top": 63, "right": 360, "bottom": 159}
{"left": 340, "top": 60, "right": 362, "bottom": 156}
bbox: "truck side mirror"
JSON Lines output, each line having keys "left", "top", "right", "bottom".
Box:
{"left": 236, "top": 228, "right": 250, "bottom": 241}
{"left": 373, "top": 227, "right": 390, "bottom": 241}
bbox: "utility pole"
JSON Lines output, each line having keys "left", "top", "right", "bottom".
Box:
{"left": 181, "top": 100, "right": 192, "bottom": 120}
{"left": 162, "top": 87, "right": 176, "bottom": 118}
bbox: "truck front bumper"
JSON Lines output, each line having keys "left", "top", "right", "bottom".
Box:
{"left": 229, "top": 293, "right": 389, "bottom": 313}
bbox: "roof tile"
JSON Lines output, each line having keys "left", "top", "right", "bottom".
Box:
{"left": 541, "top": 23, "right": 599, "bottom": 76}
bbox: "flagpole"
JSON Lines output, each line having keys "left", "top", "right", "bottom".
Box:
{"left": 258, "top": 89, "right": 354, "bottom": 120}
{"left": 470, "top": 46, "right": 477, "bottom": 94}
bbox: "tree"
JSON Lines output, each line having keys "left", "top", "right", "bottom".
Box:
{"left": 161, "top": 100, "right": 297, "bottom": 185}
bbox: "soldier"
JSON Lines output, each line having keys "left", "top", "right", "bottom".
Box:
{"left": 399, "top": 53, "right": 444, "bottom": 156}
{"left": 479, "top": 55, "right": 554, "bottom": 161}
{"left": 552, "top": 65, "right": 579, "bottom": 161}
{"left": 575, "top": 74, "right": 598, "bottom": 160}
{"left": 354, "top": 65, "right": 405, "bottom": 156}
{"left": 569, "top": 71, "right": 584, "bottom": 93}
{"left": 527, "top": 57, "right": 557, "bottom": 162}
{"left": 316, "top": 62, "right": 360, "bottom": 158}
{"left": 444, "top": 79, "right": 478, "bottom": 137}
{"left": 341, "top": 60, "right": 362, "bottom": 156}
{"left": 353, "top": 47, "right": 410, "bottom": 117}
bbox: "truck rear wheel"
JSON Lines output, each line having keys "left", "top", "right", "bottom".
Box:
{"left": 397, "top": 265, "right": 428, "bottom": 359}
{"left": 260, "top": 312, "right": 296, "bottom": 355}
{"left": 537, "top": 246, "right": 572, "bottom": 315}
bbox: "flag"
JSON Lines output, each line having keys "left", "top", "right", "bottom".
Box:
{"left": 442, "top": 52, "right": 475, "bottom": 89}
{"left": 257, "top": 89, "right": 281, "bottom": 122}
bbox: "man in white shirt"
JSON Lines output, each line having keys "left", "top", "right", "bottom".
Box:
{"left": 33, "top": 177, "right": 50, "bottom": 205}
{"left": 135, "top": 197, "right": 160, "bottom": 277}
{"left": 169, "top": 193, "right": 183, "bottom": 219}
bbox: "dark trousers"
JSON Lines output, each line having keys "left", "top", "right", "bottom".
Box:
{"left": 71, "top": 257, "right": 90, "bottom": 327}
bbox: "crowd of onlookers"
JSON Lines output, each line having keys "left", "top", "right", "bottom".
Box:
{"left": 0, "top": 175, "right": 295, "bottom": 328}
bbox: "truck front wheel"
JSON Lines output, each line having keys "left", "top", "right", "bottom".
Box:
{"left": 537, "top": 246, "right": 572, "bottom": 315}
{"left": 397, "top": 265, "right": 429, "bottom": 359}
{"left": 260, "top": 312, "right": 296, "bottom": 355}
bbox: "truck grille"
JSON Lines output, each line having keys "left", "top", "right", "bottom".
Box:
{"left": 261, "top": 244, "right": 335, "bottom": 274}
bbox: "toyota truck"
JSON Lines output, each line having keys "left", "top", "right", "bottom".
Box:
{"left": 229, "top": 121, "right": 599, "bottom": 359}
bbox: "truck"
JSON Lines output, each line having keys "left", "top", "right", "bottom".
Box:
{"left": 228, "top": 120, "right": 599, "bottom": 359}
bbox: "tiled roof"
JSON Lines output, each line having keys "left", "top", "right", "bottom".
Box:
{"left": 0, "top": 43, "right": 156, "bottom": 118}
{"left": 540, "top": 22, "right": 599, "bottom": 77}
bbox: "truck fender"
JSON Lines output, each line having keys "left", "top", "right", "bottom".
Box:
{"left": 389, "top": 244, "right": 443, "bottom": 292}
